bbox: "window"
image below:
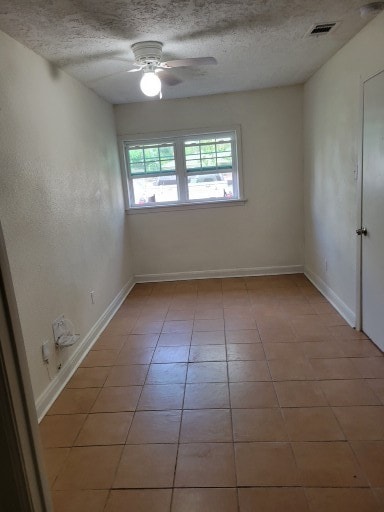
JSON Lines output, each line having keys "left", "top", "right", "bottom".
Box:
{"left": 122, "top": 128, "right": 242, "bottom": 209}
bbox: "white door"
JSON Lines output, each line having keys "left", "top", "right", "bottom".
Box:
{"left": 361, "top": 70, "right": 384, "bottom": 351}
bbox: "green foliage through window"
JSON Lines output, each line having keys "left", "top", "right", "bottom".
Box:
{"left": 127, "top": 143, "right": 175, "bottom": 175}
{"left": 184, "top": 137, "right": 233, "bottom": 172}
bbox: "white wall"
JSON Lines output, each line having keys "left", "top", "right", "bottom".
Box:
{"left": 304, "top": 12, "right": 384, "bottom": 324}
{"left": 0, "top": 30, "right": 133, "bottom": 406}
{"left": 114, "top": 86, "right": 304, "bottom": 279}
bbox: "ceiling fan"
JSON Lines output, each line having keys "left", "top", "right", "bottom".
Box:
{"left": 128, "top": 41, "right": 217, "bottom": 98}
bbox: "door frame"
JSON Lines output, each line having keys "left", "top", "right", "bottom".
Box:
{"left": 356, "top": 67, "right": 384, "bottom": 332}
{"left": 0, "top": 222, "right": 52, "bottom": 511}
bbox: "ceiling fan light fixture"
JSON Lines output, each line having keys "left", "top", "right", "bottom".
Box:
{"left": 140, "top": 71, "right": 162, "bottom": 97}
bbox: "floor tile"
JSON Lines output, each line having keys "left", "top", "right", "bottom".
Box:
{"left": 225, "top": 330, "right": 260, "bottom": 343}
{"left": 166, "top": 310, "right": 195, "bottom": 321}
{"left": 225, "top": 317, "right": 257, "bottom": 330}
{"left": 51, "top": 490, "right": 109, "bottom": 512}
{"left": 235, "top": 442, "right": 299, "bottom": 486}
{"left": 193, "top": 318, "right": 225, "bottom": 331}
{"left": 137, "top": 383, "right": 185, "bottom": 410}
{"left": 127, "top": 410, "right": 181, "bottom": 444}
{"left": 282, "top": 407, "right": 345, "bottom": 441}
{"left": 175, "top": 443, "right": 236, "bottom": 487}
{"left": 187, "top": 362, "right": 228, "bottom": 383}
{"left": 310, "top": 358, "right": 362, "bottom": 379}
{"left": 274, "top": 381, "right": 327, "bottom": 407}
{"left": 158, "top": 333, "right": 192, "bottom": 346}
{"left": 92, "top": 334, "right": 126, "bottom": 351}
{"left": 301, "top": 341, "right": 344, "bottom": 359}
{"left": 105, "top": 490, "right": 172, "bottom": 512}
{"left": 194, "top": 307, "right": 224, "bottom": 320}
{"left": 191, "top": 331, "right": 225, "bottom": 345}
{"left": 226, "top": 343, "right": 265, "bottom": 361}
{"left": 54, "top": 445, "right": 122, "bottom": 490}
{"left": 40, "top": 414, "right": 86, "bottom": 448}
{"left": 333, "top": 406, "right": 384, "bottom": 440}
{"left": 366, "top": 379, "right": 384, "bottom": 404}
{"left": 230, "top": 382, "right": 278, "bottom": 408}
{"left": 116, "top": 346, "right": 154, "bottom": 365}
{"left": 337, "top": 340, "right": 383, "bottom": 358}
{"left": 74, "top": 412, "right": 133, "bottom": 445}
{"left": 123, "top": 334, "right": 159, "bottom": 347}
{"left": 238, "top": 488, "right": 309, "bottom": 512}
{"left": 113, "top": 444, "right": 177, "bottom": 488}
{"left": 152, "top": 346, "right": 190, "bottom": 363}
{"left": 80, "top": 349, "right": 119, "bottom": 367}
{"left": 269, "top": 359, "right": 315, "bottom": 380}
{"left": 292, "top": 442, "right": 368, "bottom": 487}
{"left": 91, "top": 386, "right": 141, "bottom": 412}
{"left": 67, "top": 367, "right": 110, "bottom": 388}
{"left": 146, "top": 363, "right": 188, "bottom": 384}
{"left": 228, "top": 360, "right": 271, "bottom": 381}
{"left": 47, "top": 388, "right": 99, "bottom": 415}
{"left": 320, "top": 379, "right": 381, "bottom": 406}
{"left": 263, "top": 342, "right": 306, "bottom": 360}
{"left": 305, "top": 488, "right": 380, "bottom": 512}
{"left": 184, "top": 383, "right": 230, "bottom": 409}
{"left": 43, "top": 447, "right": 70, "bottom": 487}
{"left": 131, "top": 320, "right": 163, "bottom": 335}
{"left": 162, "top": 320, "right": 193, "bottom": 334}
{"left": 232, "top": 408, "right": 287, "bottom": 441}
{"left": 351, "top": 441, "right": 384, "bottom": 486}
{"left": 172, "top": 488, "right": 238, "bottom": 512}
{"left": 180, "top": 409, "right": 232, "bottom": 442}
{"left": 104, "top": 365, "right": 148, "bottom": 386}
{"left": 351, "top": 357, "right": 384, "bottom": 378}
{"left": 189, "top": 344, "right": 226, "bottom": 362}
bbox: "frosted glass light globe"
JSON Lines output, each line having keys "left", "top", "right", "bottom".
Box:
{"left": 140, "top": 72, "right": 161, "bottom": 97}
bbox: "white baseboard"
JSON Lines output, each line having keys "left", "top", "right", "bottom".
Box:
{"left": 135, "top": 265, "right": 304, "bottom": 283}
{"left": 304, "top": 267, "right": 356, "bottom": 327}
{"left": 36, "top": 277, "right": 135, "bottom": 421}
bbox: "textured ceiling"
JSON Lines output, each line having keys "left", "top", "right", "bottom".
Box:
{"left": 0, "top": 0, "right": 375, "bottom": 103}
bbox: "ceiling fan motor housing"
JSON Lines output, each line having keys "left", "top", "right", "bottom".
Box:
{"left": 131, "top": 41, "right": 163, "bottom": 66}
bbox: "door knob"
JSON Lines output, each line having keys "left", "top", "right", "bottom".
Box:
{"left": 356, "top": 227, "right": 368, "bottom": 236}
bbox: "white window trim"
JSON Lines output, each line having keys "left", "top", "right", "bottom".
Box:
{"left": 118, "top": 125, "right": 244, "bottom": 212}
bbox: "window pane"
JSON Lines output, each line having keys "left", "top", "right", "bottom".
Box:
{"left": 132, "top": 175, "right": 178, "bottom": 205}
{"left": 183, "top": 135, "right": 233, "bottom": 173}
{"left": 130, "top": 163, "right": 146, "bottom": 175}
{"left": 127, "top": 143, "right": 175, "bottom": 176}
{"left": 187, "top": 173, "right": 234, "bottom": 201}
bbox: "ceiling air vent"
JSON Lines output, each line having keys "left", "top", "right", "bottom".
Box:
{"left": 307, "top": 22, "right": 339, "bottom": 36}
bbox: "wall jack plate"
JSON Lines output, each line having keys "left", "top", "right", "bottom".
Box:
{"left": 52, "top": 314, "right": 66, "bottom": 344}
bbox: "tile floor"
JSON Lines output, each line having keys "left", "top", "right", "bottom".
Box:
{"left": 40, "top": 274, "right": 384, "bottom": 511}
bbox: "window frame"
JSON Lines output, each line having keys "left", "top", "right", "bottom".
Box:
{"left": 119, "top": 125, "right": 244, "bottom": 211}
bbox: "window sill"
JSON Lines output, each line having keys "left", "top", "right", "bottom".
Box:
{"left": 125, "top": 198, "right": 247, "bottom": 214}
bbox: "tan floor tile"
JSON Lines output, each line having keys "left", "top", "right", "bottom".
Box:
{"left": 92, "top": 334, "right": 126, "bottom": 351}
{"left": 172, "top": 488, "right": 238, "bottom": 512}
{"left": 123, "top": 333, "right": 159, "bottom": 347}
{"left": 274, "top": 381, "right": 327, "bottom": 407}
{"left": 225, "top": 317, "right": 257, "bottom": 330}
{"left": 228, "top": 360, "right": 271, "bottom": 381}
{"left": 131, "top": 320, "right": 164, "bottom": 334}
{"left": 43, "top": 448, "right": 70, "bottom": 487}
{"left": 75, "top": 412, "right": 133, "bottom": 445}
{"left": 162, "top": 320, "right": 194, "bottom": 334}
{"left": 337, "top": 340, "right": 383, "bottom": 358}
{"left": 158, "top": 333, "right": 192, "bottom": 346}
{"left": 54, "top": 445, "right": 122, "bottom": 490}
{"left": 67, "top": 367, "right": 110, "bottom": 388}
{"left": 175, "top": 443, "right": 236, "bottom": 487}
{"left": 113, "top": 444, "right": 177, "bottom": 488}
{"left": 189, "top": 345, "right": 226, "bottom": 362}
{"left": 105, "top": 490, "right": 172, "bottom": 512}
{"left": 301, "top": 341, "right": 345, "bottom": 358}
{"left": 226, "top": 330, "right": 260, "bottom": 343}
{"left": 310, "top": 358, "right": 362, "bottom": 379}
{"left": 305, "top": 488, "right": 380, "bottom": 512}
{"left": 351, "top": 357, "right": 384, "bottom": 378}
{"left": 263, "top": 342, "right": 306, "bottom": 360}
{"left": 230, "top": 382, "right": 278, "bottom": 408}
{"left": 40, "top": 414, "right": 86, "bottom": 448}
{"left": 105, "top": 365, "right": 148, "bottom": 386}
{"left": 329, "top": 325, "right": 369, "bottom": 339}
{"left": 137, "top": 383, "right": 184, "bottom": 410}
{"left": 269, "top": 359, "right": 316, "bottom": 380}
{"left": 184, "top": 383, "right": 230, "bottom": 409}
{"left": 187, "top": 362, "right": 228, "bottom": 383}
{"left": 152, "top": 346, "right": 190, "bottom": 363}
{"left": 292, "top": 442, "right": 368, "bottom": 487}
{"left": 333, "top": 406, "right": 384, "bottom": 440}
{"left": 226, "top": 343, "right": 265, "bottom": 361}
{"left": 258, "top": 326, "right": 296, "bottom": 342}
{"left": 146, "top": 363, "right": 187, "bottom": 384}
{"left": 47, "top": 388, "right": 99, "bottom": 415}
{"left": 193, "top": 318, "right": 225, "bottom": 331}
{"left": 351, "top": 441, "right": 384, "bottom": 486}
{"left": 116, "top": 346, "right": 154, "bottom": 365}
{"left": 127, "top": 410, "right": 181, "bottom": 443}
{"left": 51, "top": 490, "right": 108, "bottom": 512}
{"left": 283, "top": 407, "right": 345, "bottom": 441}
{"left": 166, "top": 310, "right": 194, "bottom": 321}
{"left": 374, "top": 488, "right": 384, "bottom": 508}
{"left": 80, "top": 349, "right": 119, "bottom": 367}
{"left": 239, "top": 488, "right": 309, "bottom": 512}
{"left": 366, "top": 379, "right": 384, "bottom": 404}
{"left": 320, "top": 380, "right": 381, "bottom": 406}
{"left": 180, "top": 409, "right": 232, "bottom": 442}
{"left": 194, "top": 307, "right": 224, "bottom": 320}
{"left": 191, "top": 331, "right": 225, "bottom": 345}
{"left": 91, "top": 386, "right": 141, "bottom": 412}
{"left": 232, "top": 408, "right": 287, "bottom": 441}
{"left": 235, "top": 442, "right": 299, "bottom": 486}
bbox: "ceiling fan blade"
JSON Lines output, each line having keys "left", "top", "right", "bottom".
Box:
{"left": 162, "top": 57, "right": 217, "bottom": 68}
{"left": 156, "top": 70, "right": 183, "bottom": 86}
{"left": 128, "top": 67, "right": 142, "bottom": 73}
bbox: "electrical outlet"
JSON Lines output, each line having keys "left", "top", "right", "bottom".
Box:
{"left": 42, "top": 341, "right": 50, "bottom": 363}
{"left": 90, "top": 291, "right": 95, "bottom": 304}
